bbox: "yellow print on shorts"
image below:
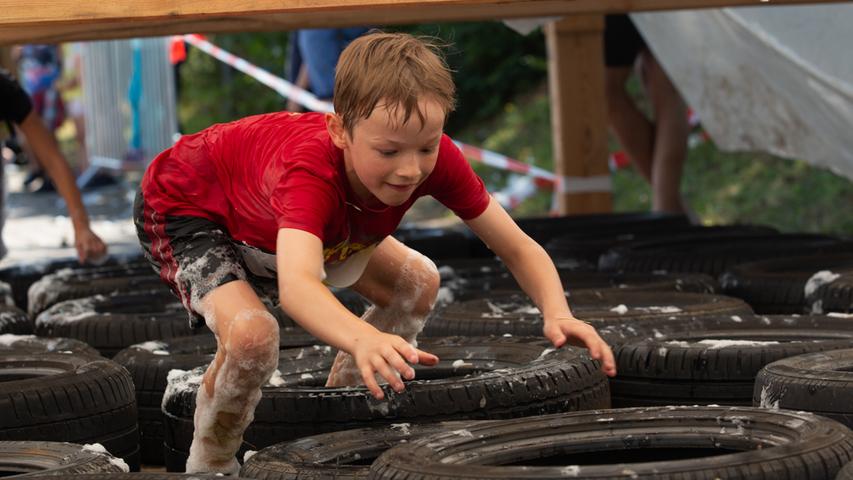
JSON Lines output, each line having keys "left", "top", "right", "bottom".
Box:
{"left": 323, "top": 240, "right": 371, "bottom": 263}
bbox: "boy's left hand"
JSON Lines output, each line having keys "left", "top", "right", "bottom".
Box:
{"left": 543, "top": 316, "right": 617, "bottom": 377}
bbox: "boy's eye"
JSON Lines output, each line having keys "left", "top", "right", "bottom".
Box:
{"left": 420, "top": 148, "right": 435, "bottom": 154}
{"left": 378, "top": 150, "right": 397, "bottom": 157}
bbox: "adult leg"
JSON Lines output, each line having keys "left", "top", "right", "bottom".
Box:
{"left": 184, "top": 280, "right": 280, "bottom": 474}
{"left": 325, "top": 236, "right": 440, "bottom": 387}
{"left": 605, "top": 66, "right": 655, "bottom": 182}
{"left": 640, "top": 49, "right": 689, "bottom": 213}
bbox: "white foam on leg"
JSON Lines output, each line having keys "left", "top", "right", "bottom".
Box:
{"left": 326, "top": 250, "right": 438, "bottom": 388}
{"left": 185, "top": 307, "right": 279, "bottom": 475}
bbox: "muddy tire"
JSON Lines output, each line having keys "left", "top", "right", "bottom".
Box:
{"left": 512, "top": 212, "right": 690, "bottom": 245}
{"left": 720, "top": 254, "right": 853, "bottom": 314}
{"left": 425, "top": 290, "right": 752, "bottom": 337}
{"left": 13, "top": 474, "right": 240, "bottom": 479}
{"left": 113, "top": 329, "right": 318, "bottom": 465}
{"left": 370, "top": 406, "right": 853, "bottom": 480}
{"left": 602, "top": 314, "right": 853, "bottom": 407}
{"left": 0, "top": 334, "right": 98, "bottom": 356}
{"left": 0, "top": 353, "right": 140, "bottom": 470}
{"left": 755, "top": 348, "right": 853, "bottom": 429}
{"left": 812, "top": 273, "right": 853, "bottom": 314}
{"left": 600, "top": 233, "right": 850, "bottom": 277}
{"left": 0, "top": 441, "right": 130, "bottom": 475}
{"left": 838, "top": 461, "right": 853, "bottom": 480}
{"left": 0, "top": 305, "right": 31, "bottom": 335}
{"left": 240, "top": 421, "right": 472, "bottom": 480}
{"left": 163, "top": 336, "right": 609, "bottom": 472}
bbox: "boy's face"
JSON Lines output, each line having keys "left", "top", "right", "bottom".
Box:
{"left": 328, "top": 97, "right": 445, "bottom": 208}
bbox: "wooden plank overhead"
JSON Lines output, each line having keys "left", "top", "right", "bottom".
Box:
{"left": 0, "top": 0, "right": 845, "bottom": 44}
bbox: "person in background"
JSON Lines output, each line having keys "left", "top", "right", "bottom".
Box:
{"left": 604, "top": 14, "right": 690, "bottom": 214}
{"left": 0, "top": 68, "right": 107, "bottom": 263}
{"left": 13, "top": 44, "right": 65, "bottom": 192}
{"left": 285, "top": 27, "right": 371, "bottom": 111}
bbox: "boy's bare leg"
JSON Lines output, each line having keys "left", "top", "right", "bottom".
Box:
{"left": 606, "top": 66, "right": 654, "bottom": 182}
{"left": 185, "top": 280, "right": 280, "bottom": 474}
{"left": 326, "top": 236, "right": 440, "bottom": 387}
{"left": 640, "top": 50, "right": 689, "bottom": 214}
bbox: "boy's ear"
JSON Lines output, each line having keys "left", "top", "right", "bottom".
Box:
{"left": 325, "top": 113, "right": 348, "bottom": 149}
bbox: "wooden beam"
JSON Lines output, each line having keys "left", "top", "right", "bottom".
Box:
{"left": 0, "top": 0, "right": 846, "bottom": 45}
{"left": 546, "top": 16, "right": 611, "bottom": 215}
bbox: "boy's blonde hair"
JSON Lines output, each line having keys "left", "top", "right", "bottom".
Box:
{"left": 334, "top": 31, "right": 456, "bottom": 133}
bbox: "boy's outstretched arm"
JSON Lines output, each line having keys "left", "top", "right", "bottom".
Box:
{"left": 276, "top": 228, "right": 438, "bottom": 399}
{"left": 464, "top": 198, "right": 617, "bottom": 377}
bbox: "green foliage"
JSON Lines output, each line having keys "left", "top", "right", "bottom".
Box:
{"left": 395, "top": 23, "right": 547, "bottom": 136}
{"left": 179, "top": 32, "right": 291, "bottom": 134}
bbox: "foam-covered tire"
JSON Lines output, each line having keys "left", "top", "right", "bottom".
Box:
{"left": 602, "top": 314, "right": 853, "bottom": 407}
{"left": 0, "top": 281, "right": 15, "bottom": 308}
{"left": 0, "top": 441, "right": 130, "bottom": 475}
{"left": 27, "top": 262, "right": 165, "bottom": 318}
{"left": 813, "top": 273, "right": 853, "bottom": 314}
{"left": 755, "top": 348, "right": 853, "bottom": 429}
{"left": 720, "top": 254, "right": 853, "bottom": 314}
{"left": 369, "top": 406, "right": 853, "bottom": 480}
{"left": 0, "top": 353, "right": 140, "bottom": 470}
{"left": 600, "top": 233, "right": 851, "bottom": 277}
{"left": 113, "top": 329, "right": 318, "bottom": 465}
{"left": 33, "top": 291, "right": 198, "bottom": 357}
{"left": 0, "top": 305, "right": 31, "bottom": 334}
{"left": 0, "top": 254, "right": 146, "bottom": 312}
{"left": 163, "top": 336, "right": 610, "bottom": 471}
{"left": 12, "top": 475, "right": 243, "bottom": 479}
{"left": 240, "top": 421, "right": 472, "bottom": 480}
{"left": 0, "top": 334, "right": 98, "bottom": 356}
{"left": 425, "top": 290, "right": 753, "bottom": 337}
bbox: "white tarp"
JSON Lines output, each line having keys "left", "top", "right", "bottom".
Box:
{"left": 632, "top": 5, "right": 853, "bottom": 181}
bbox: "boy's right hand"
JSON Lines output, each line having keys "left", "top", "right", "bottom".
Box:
{"left": 352, "top": 331, "right": 439, "bottom": 400}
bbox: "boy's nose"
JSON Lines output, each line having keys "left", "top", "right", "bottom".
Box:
{"left": 395, "top": 155, "right": 421, "bottom": 179}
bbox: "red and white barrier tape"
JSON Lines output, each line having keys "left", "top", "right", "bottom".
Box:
{"left": 183, "top": 34, "right": 622, "bottom": 208}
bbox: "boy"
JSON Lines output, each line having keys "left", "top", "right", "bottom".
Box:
{"left": 134, "top": 32, "right": 616, "bottom": 474}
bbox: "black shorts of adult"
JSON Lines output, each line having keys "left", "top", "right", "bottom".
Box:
{"left": 604, "top": 14, "right": 648, "bottom": 68}
{"left": 133, "top": 190, "right": 279, "bottom": 329}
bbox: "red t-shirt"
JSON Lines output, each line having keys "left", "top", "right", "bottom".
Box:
{"left": 141, "top": 111, "right": 490, "bottom": 264}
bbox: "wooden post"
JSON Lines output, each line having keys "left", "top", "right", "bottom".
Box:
{"left": 545, "top": 16, "right": 612, "bottom": 215}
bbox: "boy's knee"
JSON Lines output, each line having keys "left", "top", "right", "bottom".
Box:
{"left": 404, "top": 254, "right": 440, "bottom": 316}
{"left": 224, "top": 310, "right": 279, "bottom": 371}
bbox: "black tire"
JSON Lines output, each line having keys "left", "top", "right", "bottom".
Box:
{"left": 720, "top": 254, "right": 853, "bottom": 314}
{"left": 393, "top": 227, "right": 477, "bottom": 260}
{"left": 0, "top": 253, "right": 146, "bottom": 312}
{"left": 512, "top": 212, "right": 690, "bottom": 245}
{"left": 240, "top": 421, "right": 473, "bottom": 480}
{"left": 12, "top": 475, "right": 244, "bottom": 479}
{"left": 813, "top": 273, "right": 853, "bottom": 314}
{"left": 425, "top": 290, "right": 753, "bottom": 337}
{"left": 0, "top": 353, "right": 140, "bottom": 470}
{"left": 369, "top": 406, "right": 853, "bottom": 480}
{"left": 755, "top": 348, "right": 853, "bottom": 429}
{"left": 442, "top": 267, "right": 718, "bottom": 304}
{"left": 838, "top": 461, "right": 853, "bottom": 480}
{"left": 602, "top": 314, "right": 853, "bottom": 407}
{"left": 27, "top": 262, "right": 165, "bottom": 318}
{"left": 0, "top": 305, "right": 31, "bottom": 334}
{"left": 600, "top": 233, "right": 851, "bottom": 277}
{"left": 545, "top": 224, "right": 777, "bottom": 266}
{"left": 163, "top": 336, "right": 610, "bottom": 471}
{"left": 0, "top": 334, "right": 99, "bottom": 356}
{"left": 33, "top": 290, "right": 200, "bottom": 357}
{"left": 0, "top": 441, "right": 129, "bottom": 476}
{"left": 113, "top": 329, "right": 319, "bottom": 465}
